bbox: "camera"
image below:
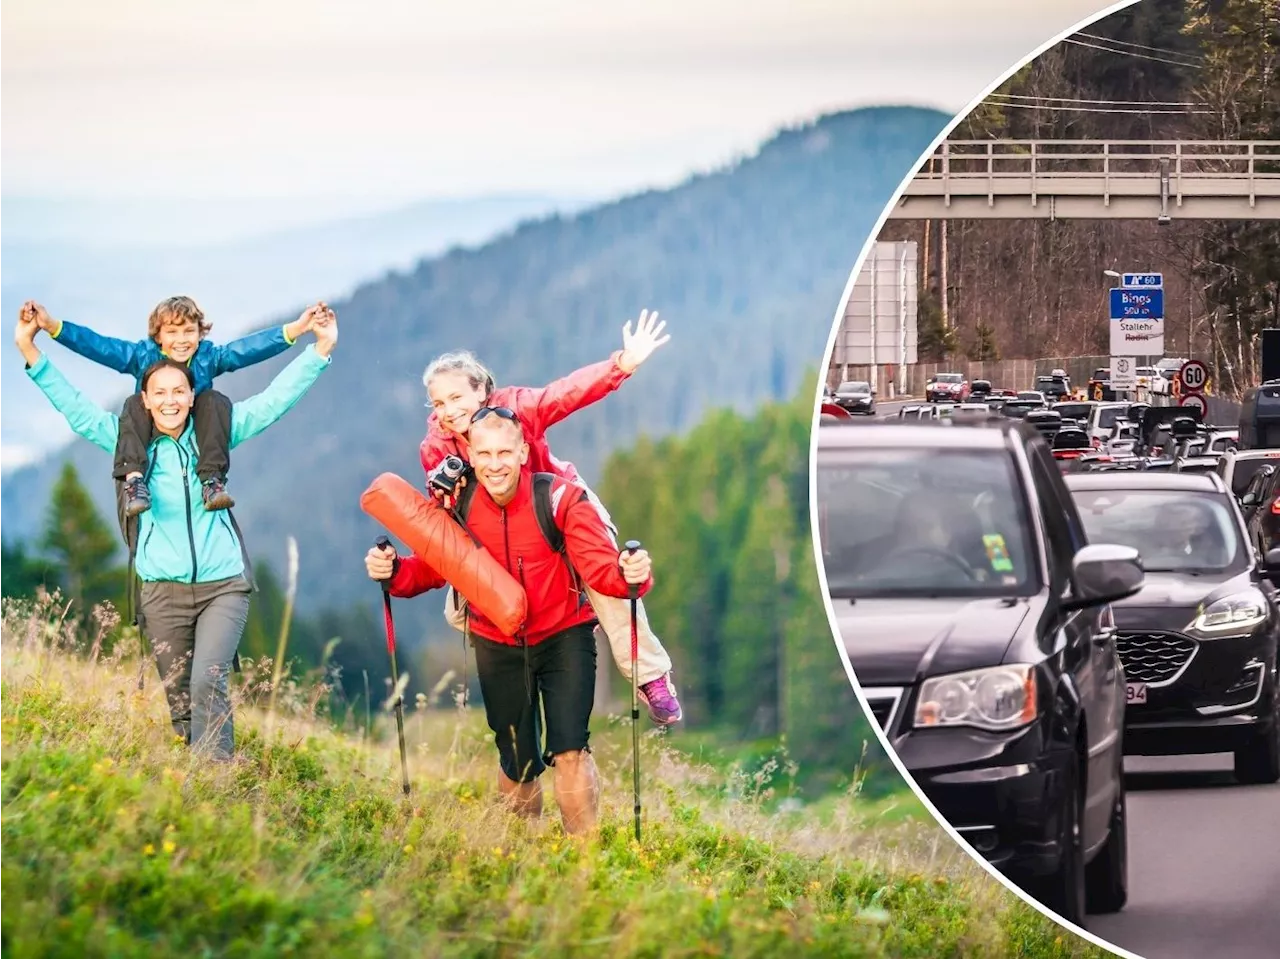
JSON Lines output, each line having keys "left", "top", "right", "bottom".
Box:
{"left": 428, "top": 455, "right": 474, "bottom": 495}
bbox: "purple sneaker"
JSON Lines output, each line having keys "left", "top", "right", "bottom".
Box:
{"left": 638, "top": 673, "right": 682, "bottom": 726}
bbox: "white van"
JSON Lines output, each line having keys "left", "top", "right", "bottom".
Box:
{"left": 1086, "top": 402, "right": 1129, "bottom": 447}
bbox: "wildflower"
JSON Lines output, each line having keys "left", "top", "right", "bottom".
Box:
{"left": 403, "top": 844, "right": 414, "bottom": 854}
{"left": 143, "top": 844, "right": 155, "bottom": 856}
{"left": 162, "top": 840, "right": 176, "bottom": 854}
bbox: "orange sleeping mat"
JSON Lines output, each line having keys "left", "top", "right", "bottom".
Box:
{"left": 360, "top": 472, "right": 527, "bottom": 636}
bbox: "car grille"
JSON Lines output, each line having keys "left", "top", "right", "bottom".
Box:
{"left": 862, "top": 689, "right": 902, "bottom": 731}
{"left": 1115, "top": 631, "right": 1198, "bottom": 684}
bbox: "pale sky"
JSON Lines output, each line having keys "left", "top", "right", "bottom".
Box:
{"left": 4, "top": 0, "right": 1125, "bottom": 205}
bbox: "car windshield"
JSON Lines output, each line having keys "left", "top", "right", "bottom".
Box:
{"left": 1070, "top": 488, "right": 1246, "bottom": 574}
{"left": 816, "top": 448, "right": 1040, "bottom": 598}
{"left": 837, "top": 381, "right": 870, "bottom": 393}
{"left": 936, "top": 373, "right": 962, "bottom": 383}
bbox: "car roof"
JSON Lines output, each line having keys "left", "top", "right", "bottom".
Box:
{"left": 817, "top": 418, "right": 1036, "bottom": 451}
{"left": 1064, "top": 470, "right": 1227, "bottom": 493}
{"left": 1226, "top": 448, "right": 1280, "bottom": 460}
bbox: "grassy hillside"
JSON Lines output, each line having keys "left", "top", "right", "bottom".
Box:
{"left": 2, "top": 599, "right": 1109, "bottom": 959}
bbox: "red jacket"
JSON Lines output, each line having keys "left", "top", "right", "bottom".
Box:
{"left": 419, "top": 352, "right": 632, "bottom": 486}
{"left": 386, "top": 469, "right": 653, "bottom": 645}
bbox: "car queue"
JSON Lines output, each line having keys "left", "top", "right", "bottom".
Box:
{"left": 815, "top": 395, "right": 1280, "bottom": 931}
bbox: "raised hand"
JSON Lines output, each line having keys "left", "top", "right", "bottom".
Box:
{"left": 15, "top": 305, "right": 42, "bottom": 365}
{"left": 618, "top": 309, "right": 670, "bottom": 373}
{"left": 313, "top": 306, "right": 338, "bottom": 357}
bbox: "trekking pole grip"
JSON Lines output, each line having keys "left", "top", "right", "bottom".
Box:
{"left": 624, "top": 539, "right": 641, "bottom": 599}
{"left": 375, "top": 535, "right": 394, "bottom": 594}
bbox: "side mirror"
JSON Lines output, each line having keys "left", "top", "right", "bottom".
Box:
{"left": 1242, "top": 492, "right": 1259, "bottom": 507}
{"left": 870, "top": 389, "right": 877, "bottom": 397}
{"left": 1266, "top": 548, "right": 1280, "bottom": 568}
{"left": 1064, "top": 544, "right": 1144, "bottom": 611}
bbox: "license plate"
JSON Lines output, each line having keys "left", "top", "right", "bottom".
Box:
{"left": 1126, "top": 683, "right": 1148, "bottom": 705}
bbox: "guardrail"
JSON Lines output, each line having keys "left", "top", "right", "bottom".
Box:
{"left": 889, "top": 140, "right": 1280, "bottom": 220}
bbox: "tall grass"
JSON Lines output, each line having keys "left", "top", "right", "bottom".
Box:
{"left": 1, "top": 590, "right": 1108, "bottom": 958}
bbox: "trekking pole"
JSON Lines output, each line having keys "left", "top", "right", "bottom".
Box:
{"left": 624, "top": 539, "right": 643, "bottom": 841}
{"left": 375, "top": 535, "right": 411, "bottom": 796}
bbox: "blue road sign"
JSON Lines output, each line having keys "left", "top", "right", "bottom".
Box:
{"left": 1110, "top": 288, "right": 1164, "bottom": 319}
{"left": 1122, "top": 272, "right": 1164, "bottom": 289}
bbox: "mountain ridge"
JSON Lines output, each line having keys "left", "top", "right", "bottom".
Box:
{"left": 3, "top": 105, "right": 950, "bottom": 642}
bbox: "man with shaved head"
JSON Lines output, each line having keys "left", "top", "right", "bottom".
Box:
{"left": 365, "top": 406, "right": 653, "bottom": 836}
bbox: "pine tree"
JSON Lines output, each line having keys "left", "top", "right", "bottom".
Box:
{"left": 0, "top": 539, "right": 58, "bottom": 598}
{"left": 40, "top": 462, "right": 124, "bottom": 622}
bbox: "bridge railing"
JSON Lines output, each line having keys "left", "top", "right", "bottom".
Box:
{"left": 911, "top": 140, "right": 1280, "bottom": 182}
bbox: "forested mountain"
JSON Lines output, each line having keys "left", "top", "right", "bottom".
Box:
{"left": 882, "top": 0, "right": 1280, "bottom": 392}
{"left": 4, "top": 106, "right": 949, "bottom": 643}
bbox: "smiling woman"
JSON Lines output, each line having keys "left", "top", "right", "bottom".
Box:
{"left": 13, "top": 305, "right": 337, "bottom": 761}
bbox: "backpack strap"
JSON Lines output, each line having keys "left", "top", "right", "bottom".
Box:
{"left": 533, "top": 473, "right": 593, "bottom": 610}
{"left": 532, "top": 473, "right": 568, "bottom": 553}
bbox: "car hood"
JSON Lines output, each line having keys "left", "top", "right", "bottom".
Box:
{"left": 1110, "top": 569, "right": 1255, "bottom": 628}
{"left": 832, "top": 596, "right": 1032, "bottom": 685}
{"left": 1121, "top": 568, "right": 1249, "bottom": 606}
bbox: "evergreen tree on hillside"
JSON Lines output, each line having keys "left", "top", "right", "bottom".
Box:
{"left": 1, "top": 540, "right": 58, "bottom": 599}
{"left": 40, "top": 463, "right": 124, "bottom": 622}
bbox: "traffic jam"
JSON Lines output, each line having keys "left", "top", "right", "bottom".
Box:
{"left": 815, "top": 356, "right": 1280, "bottom": 930}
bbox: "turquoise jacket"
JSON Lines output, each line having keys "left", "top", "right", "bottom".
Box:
{"left": 27, "top": 345, "right": 331, "bottom": 584}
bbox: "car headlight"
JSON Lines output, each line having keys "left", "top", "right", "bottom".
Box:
{"left": 913, "top": 664, "right": 1039, "bottom": 732}
{"left": 1189, "top": 591, "right": 1269, "bottom": 633}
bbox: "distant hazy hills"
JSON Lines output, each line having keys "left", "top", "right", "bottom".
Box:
{"left": 1, "top": 193, "right": 591, "bottom": 469}
{"left": 3, "top": 105, "right": 948, "bottom": 642}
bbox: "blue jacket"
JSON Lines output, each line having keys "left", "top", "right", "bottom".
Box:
{"left": 50, "top": 319, "right": 295, "bottom": 394}
{"left": 27, "top": 345, "right": 331, "bottom": 584}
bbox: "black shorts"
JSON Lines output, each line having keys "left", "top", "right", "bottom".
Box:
{"left": 472, "top": 623, "right": 597, "bottom": 784}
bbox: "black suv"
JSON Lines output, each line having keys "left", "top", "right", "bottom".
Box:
{"left": 1064, "top": 471, "right": 1280, "bottom": 784}
{"left": 816, "top": 418, "right": 1141, "bottom": 927}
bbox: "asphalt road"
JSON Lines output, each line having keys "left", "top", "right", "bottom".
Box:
{"left": 1088, "top": 754, "right": 1280, "bottom": 959}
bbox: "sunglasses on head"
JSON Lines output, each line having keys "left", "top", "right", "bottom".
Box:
{"left": 470, "top": 406, "right": 518, "bottom": 424}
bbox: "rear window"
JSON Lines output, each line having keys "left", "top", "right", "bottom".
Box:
{"left": 1095, "top": 407, "right": 1124, "bottom": 430}
{"left": 1228, "top": 458, "right": 1278, "bottom": 496}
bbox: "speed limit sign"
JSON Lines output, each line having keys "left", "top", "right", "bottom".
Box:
{"left": 1180, "top": 360, "right": 1209, "bottom": 393}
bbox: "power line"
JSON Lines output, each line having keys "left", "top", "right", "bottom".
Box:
{"left": 1075, "top": 31, "right": 1205, "bottom": 62}
{"left": 988, "top": 92, "right": 1202, "bottom": 107}
{"left": 984, "top": 101, "right": 1211, "bottom": 115}
{"left": 1064, "top": 36, "right": 1203, "bottom": 68}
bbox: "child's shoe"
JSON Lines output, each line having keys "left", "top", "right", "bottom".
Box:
{"left": 202, "top": 476, "right": 235, "bottom": 511}
{"left": 638, "top": 673, "right": 683, "bottom": 726}
{"left": 124, "top": 476, "right": 151, "bottom": 517}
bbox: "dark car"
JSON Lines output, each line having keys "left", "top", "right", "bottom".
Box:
{"left": 1037, "top": 374, "right": 1071, "bottom": 401}
{"left": 1239, "top": 462, "right": 1280, "bottom": 562}
{"left": 817, "top": 419, "right": 1139, "bottom": 927}
{"left": 971, "top": 379, "right": 993, "bottom": 399}
{"left": 1025, "top": 409, "right": 1063, "bottom": 440}
{"left": 1000, "top": 399, "right": 1043, "bottom": 420}
{"left": 1065, "top": 471, "right": 1280, "bottom": 784}
{"left": 833, "top": 380, "right": 876, "bottom": 415}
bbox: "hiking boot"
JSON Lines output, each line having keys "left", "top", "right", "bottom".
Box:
{"left": 202, "top": 476, "right": 235, "bottom": 511}
{"left": 638, "top": 673, "right": 682, "bottom": 726}
{"left": 124, "top": 476, "right": 151, "bottom": 517}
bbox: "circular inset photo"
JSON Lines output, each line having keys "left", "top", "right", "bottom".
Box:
{"left": 814, "top": 1, "right": 1280, "bottom": 957}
